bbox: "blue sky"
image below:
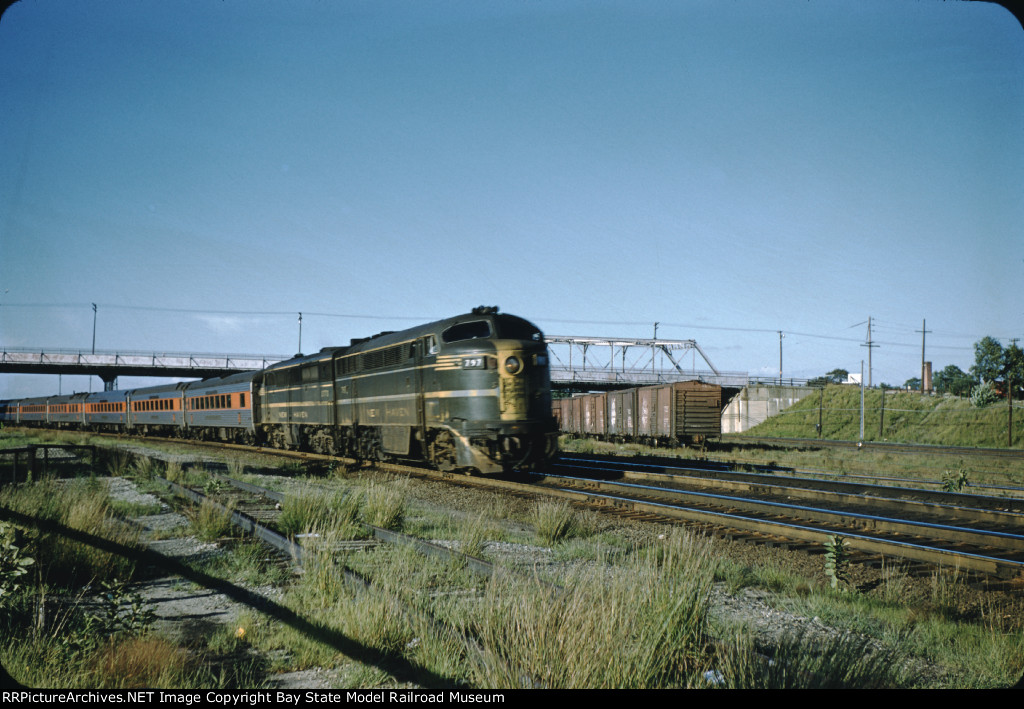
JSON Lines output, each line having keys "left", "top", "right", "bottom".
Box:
{"left": 1, "top": 0, "right": 1022, "bottom": 398}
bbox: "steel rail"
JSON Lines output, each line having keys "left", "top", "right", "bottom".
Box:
{"left": 722, "top": 434, "right": 1024, "bottom": 460}
{"left": 207, "top": 472, "right": 533, "bottom": 584}
{"left": 155, "top": 475, "right": 306, "bottom": 564}
{"left": 537, "top": 472, "right": 1024, "bottom": 554}
{"left": 555, "top": 454, "right": 1024, "bottom": 504}
{"left": 102, "top": 436, "right": 1024, "bottom": 578}
{"left": 151, "top": 473, "right": 503, "bottom": 677}
{"left": 553, "top": 458, "right": 1024, "bottom": 527}
{"left": 527, "top": 479, "right": 1023, "bottom": 577}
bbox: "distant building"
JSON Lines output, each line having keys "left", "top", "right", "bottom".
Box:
{"left": 845, "top": 373, "right": 862, "bottom": 385}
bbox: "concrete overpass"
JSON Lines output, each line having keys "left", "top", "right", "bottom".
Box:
{"left": 2, "top": 336, "right": 757, "bottom": 394}
{"left": 0, "top": 347, "right": 288, "bottom": 390}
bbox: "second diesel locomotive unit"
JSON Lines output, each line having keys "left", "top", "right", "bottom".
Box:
{"left": 0, "top": 307, "right": 558, "bottom": 474}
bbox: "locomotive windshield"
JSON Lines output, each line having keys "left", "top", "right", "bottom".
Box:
{"left": 441, "top": 320, "right": 492, "bottom": 343}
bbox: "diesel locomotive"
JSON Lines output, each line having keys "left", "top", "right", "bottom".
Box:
{"left": 0, "top": 307, "right": 559, "bottom": 474}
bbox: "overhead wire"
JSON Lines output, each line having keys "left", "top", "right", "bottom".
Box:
{"left": 1, "top": 302, "right": 1018, "bottom": 350}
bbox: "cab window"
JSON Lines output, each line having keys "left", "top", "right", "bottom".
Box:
{"left": 441, "top": 320, "right": 491, "bottom": 343}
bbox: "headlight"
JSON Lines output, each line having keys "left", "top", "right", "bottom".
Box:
{"left": 504, "top": 356, "right": 522, "bottom": 375}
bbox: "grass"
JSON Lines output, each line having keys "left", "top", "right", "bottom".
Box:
{"left": 0, "top": 477, "right": 141, "bottom": 587}
{"left": 3, "top": 430, "right": 1020, "bottom": 688}
{"left": 742, "top": 384, "right": 1023, "bottom": 449}
{"left": 454, "top": 512, "right": 495, "bottom": 558}
{"left": 467, "top": 533, "right": 715, "bottom": 688}
{"left": 561, "top": 431, "right": 1022, "bottom": 490}
{"left": 191, "top": 539, "right": 292, "bottom": 587}
{"left": 707, "top": 555, "right": 1024, "bottom": 688}
{"left": 277, "top": 486, "right": 364, "bottom": 539}
{"left": 531, "top": 500, "right": 597, "bottom": 546}
{"left": 90, "top": 636, "right": 193, "bottom": 688}
{"left": 188, "top": 497, "right": 237, "bottom": 542}
{"left": 360, "top": 478, "right": 408, "bottom": 530}
{"left": 710, "top": 629, "right": 913, "bottom": 689}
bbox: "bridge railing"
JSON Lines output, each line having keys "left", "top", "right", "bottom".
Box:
{"left": 0, "top": 347, "right": 289, "bottom": 371}
{"left": 549, "top": 365, "right": 750, "bottom": 388}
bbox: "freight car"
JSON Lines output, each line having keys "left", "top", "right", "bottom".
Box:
{"left": 555, "top": 380, "right": 722, "bottom": 447}
{"left": 0, "top": 307, "right": 559, "bottom": 474}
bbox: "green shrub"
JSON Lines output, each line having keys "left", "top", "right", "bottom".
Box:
{"left": 970, "top": 382, "right": 999, "bottom": 408}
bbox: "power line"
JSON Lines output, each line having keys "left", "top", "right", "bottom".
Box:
{"left": 1, "top": 302, "right": 431, "bottom": 321}
{"left": 1, "top": 302, "right": 1017, "bottom": 351}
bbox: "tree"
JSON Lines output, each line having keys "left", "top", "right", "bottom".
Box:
{"left": 903, "top": 377, "right": 921, "bottom": 391}
{"left": 808, "top": 368, "right": 849, "bottom": 387}
{"left": 933, "top": 364, "right": 973, "bottom": 397}
{"left": 971, "top": 336, "right": 1005, "bottom": 384}
{"left": 969, "top": 337, "right": 1024, "bottom": 398}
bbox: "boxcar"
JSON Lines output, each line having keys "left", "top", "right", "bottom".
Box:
{"left": 607, "top": 388, "right": 636, "bottom": 440}
{"left": 557, "top": 380, "right": 722, "bottom": 447}
{"left": 582, "top": 392, "right": 607, "bottom": 438}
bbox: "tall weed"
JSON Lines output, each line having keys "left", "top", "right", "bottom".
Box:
{"left": 532, "top": 501, "right": 579, "bottom": 546}
{"left": 189, "top": 498, "right": 236, "bottom": 542}
{"left": 361, "top": 479, "right": 407, "bottom": 531}
{"left": 710, "top": 630, "right": 913, "bottom": 688}
{"left": 278, "top": 488, "right": 363, "bottom": 538}
{"left": 466, "top": 533, "right": 714, "bottom": 688}
{"left": 0, "top": 479, "right": 140, "bottom": 586}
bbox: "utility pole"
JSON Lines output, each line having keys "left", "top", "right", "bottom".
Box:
{"left": 879, "top": 386, "right": 886, "bottom": 438}
{"left": 861, "top": 316, "right": 878, "bottom": 388}
{"left": 817, "top": 387, "right": 823, "bottom": 438}
{"left": 91, "top": 303, "right": 98, "bottom": 394}
{"left": 1011, "top": 339, "right": 1019, "bottom": 447}
{"left": 298, "top": 312, "right": 303, "bottom": 356}
{"left": 859, "top": 360, "right": 865, "bottom": 441}
{"left": 778, "top": 331, "right": 784, "bottom": 385}
{"left": 916, "top": 319, "right": 932, "bottom": 392}
{"left": 652, "top": 322, "right": 659, "bottom": 377}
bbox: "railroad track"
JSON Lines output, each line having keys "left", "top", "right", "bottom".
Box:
{"left": 153, "top": 464, "right": 542, "bottom": 585}
{"left": 99, "top": 435, "right": 1024, "bottom": 582}
{"left": 721, "top": 434, "right": 1024, "bottom": 461}
{"left": 545, "top": 455, "right": 1024, "bottom": 580}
